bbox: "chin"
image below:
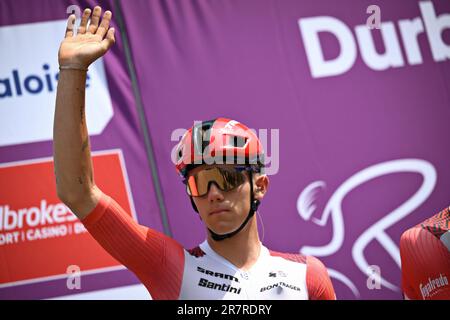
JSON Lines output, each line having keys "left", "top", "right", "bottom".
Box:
{"left": 207, "top": 221, "right": 239, "bottom": 236}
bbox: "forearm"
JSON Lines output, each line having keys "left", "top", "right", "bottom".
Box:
{"left": 53, "top": 69, "right": 99, "bottom": 218}
{"left": 53, "top": 7, "right": 114, "bottom": 218}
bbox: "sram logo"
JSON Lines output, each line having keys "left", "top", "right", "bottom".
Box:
{"left": 298, "top": 1, "right": 450, "bottom": 78}
{"left": 0, "top": 20, "right": 113, "bottom": 147}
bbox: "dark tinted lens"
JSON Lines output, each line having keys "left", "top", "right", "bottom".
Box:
{"left": 219, "top": 167, "right": 245, "bottom": 190}
{"left": 186, "top": 167, "right": 246, "bottom": 197}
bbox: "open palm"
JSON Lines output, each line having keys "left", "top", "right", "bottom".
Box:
{"left": 58, "top": 6, "right": 115, "bottom": 68}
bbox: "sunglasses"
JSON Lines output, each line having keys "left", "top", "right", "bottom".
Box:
{"left": 184, "top": 166, "right": 255, "bottom": 197}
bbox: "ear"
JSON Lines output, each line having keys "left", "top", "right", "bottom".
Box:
{"left": 254, "top": 174, "right": 269, "bottom": 201}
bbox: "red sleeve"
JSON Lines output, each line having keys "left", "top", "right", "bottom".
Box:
{"left": 306, "top": 256, "right": 336, "bottom": 300}
{"left": 81, "top": 192, "right": 185, "bottom": 300}
{"left": 400, "top": 227, "right": 450, "bottom": 300}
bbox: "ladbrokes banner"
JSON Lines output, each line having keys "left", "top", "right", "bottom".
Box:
{"left": 1, "top": 0, "right": 450, "bottom": 299}
{"left": 0, "top": 151, "right": 135, "bottom": 285}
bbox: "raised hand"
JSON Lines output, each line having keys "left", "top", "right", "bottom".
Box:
{"left": 58, "top": 6, "right": 115, "bottom": 69}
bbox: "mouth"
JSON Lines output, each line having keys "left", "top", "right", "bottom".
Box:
{"left": 209, "top": 208, "right": 230, "bottom": 216}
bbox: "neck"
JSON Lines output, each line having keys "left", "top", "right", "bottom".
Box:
{"left": 207, "top": 215, "right": 261, "bottom": 271}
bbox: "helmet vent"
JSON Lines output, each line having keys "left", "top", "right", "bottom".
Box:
{"left": 192, "top": 120, "right": 214, "bottom": 155}
{"left": 228, "top": 135, "right": 247, "bottom": 148}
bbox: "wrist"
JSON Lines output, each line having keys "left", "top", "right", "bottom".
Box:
{"left": 59, "top": 64, "right": 89, "bottom": 72}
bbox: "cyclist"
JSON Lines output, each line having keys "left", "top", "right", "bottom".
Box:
{"left": 54, "top": 6, "right": 336, "bottom": 299}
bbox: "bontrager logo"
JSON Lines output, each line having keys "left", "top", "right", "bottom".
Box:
{"left": 298, "top": 1, "right": 450, "bottom": 78}
{"left": 420, "top": 274, "right": 449, "bottom": 299}
{"left": 260, "top": 282, "right": 301, "bottom": 292}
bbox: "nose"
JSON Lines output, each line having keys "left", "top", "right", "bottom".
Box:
{"left": 207, "top": 182, "right": 225, "bottom": 202}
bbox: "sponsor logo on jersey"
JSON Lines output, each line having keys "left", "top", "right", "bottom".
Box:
{"left": 260, "top": 282, "right": 301, "bottom": 293}
{"left": 196, "top": 266, "right": 239, "bottom": 283}
{"left": 420, "top": 274, "right": 449, "bottom": 299}
{"left": 198, "top": 278, "right": 241, "bottom": 294}
{"left": 268, "top": 271, "right": 287, "bottom": 278}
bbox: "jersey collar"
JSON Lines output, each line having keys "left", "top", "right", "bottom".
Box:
{"left": 199, "top": 239, "right": 270, "bottom": 273}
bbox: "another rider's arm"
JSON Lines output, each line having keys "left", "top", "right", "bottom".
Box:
{"left": 400, "top": 227, "right": 450, "bottom": 300}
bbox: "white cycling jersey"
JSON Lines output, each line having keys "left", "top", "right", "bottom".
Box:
{"left": 180, "top": 240, "right": 308, "bottom": 299}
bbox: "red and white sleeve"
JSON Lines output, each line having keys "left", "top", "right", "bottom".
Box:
{"left": 81, "top": 192, "right": 185, "bottom": 299}
{"left": 306, "top": 256, "right": 336, "bottom": 300}
{"left": 400, "top": 227, "right": 450, "bottom": 300}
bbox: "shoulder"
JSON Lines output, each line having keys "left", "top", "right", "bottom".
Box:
{"left": 266, "top": 248, "right": 335, "bottom": 299}
{"left": 304, "top": 255, "right": 329, "bottom": 276}
{"left": 400, "top": 225, "right": 420, "bottom": 249}
{"left": 402, "top": 206, "right": 450, "bottom": 240}
{"left": 400, "top": 211, "right": 450, "bottom": 294}
{"left": 400, "top": 225, "right": 436, "bottom": 266}
{"left": 400, "top": 219, "right": 448, "bottom": 259}
{"left": 270, "top": 250, "right": 328, "bottom": 278}
{"left": 400, "top": 205, "right": 449, "bottom": 257}
{"left": 268, "top": 250, "right": 307, "bottom": 264}
{"left": 269, "top": 250, "right": 327, "bottom": 273}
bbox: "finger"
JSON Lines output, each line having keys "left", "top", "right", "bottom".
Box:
{"left": 87, "top": 6, "right": 102, "bottom": 34}
{"left": 101, "top": 28, "right": 116, "bottom": 51}
{"left": 65, "top": 14, "right": 76, "bottom": 38}
{"left": 77, "top": 8, "right": 91, "bottom": 34}
{"left": 96, "top": 10, "right": 112, "bottom": 38}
